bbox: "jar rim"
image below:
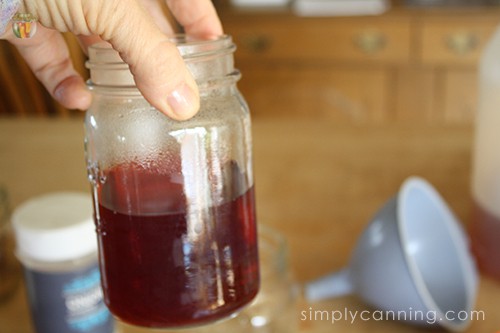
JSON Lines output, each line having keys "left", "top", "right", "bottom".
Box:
{"left": 173, "top": 34, "right": 236, "bottom": 61}
{"left": 86, "top": 34, "right": 235, "bottom": 68}
{"left": 86, "top": 34, "right": 236, "bottom": 87}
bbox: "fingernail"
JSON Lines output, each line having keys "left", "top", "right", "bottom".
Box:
{"left": 167, "top": 83, "right": 198, "bottom": 119}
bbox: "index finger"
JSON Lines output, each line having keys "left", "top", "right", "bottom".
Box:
{"left": 4, "top": 25, "right": 92, "bottom": 111}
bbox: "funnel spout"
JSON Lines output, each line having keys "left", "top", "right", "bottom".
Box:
{"left": 305, "top": 268, "right": 354, "bottom": 302}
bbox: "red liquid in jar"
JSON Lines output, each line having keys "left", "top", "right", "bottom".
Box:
{"left": 94, "top": 162, "right": 259, "bottom": 328}
{"left": 470, "top": 200, "right": 500, "bottom": 280}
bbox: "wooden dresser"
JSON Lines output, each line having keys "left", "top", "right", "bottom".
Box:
{"left": 1, "top": 2, "right": 500, "bottom": 124}
{"left": 219, "top": 2, "right": 500, "bottom": 125}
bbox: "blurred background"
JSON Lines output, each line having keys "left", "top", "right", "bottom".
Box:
{"left": 3, "top": 3, "right": 500, "bottom": 332}
{"left": 1, "top": 0, "right": 500, "bottom": 125}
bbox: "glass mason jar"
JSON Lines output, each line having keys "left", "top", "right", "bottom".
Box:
{"left": 118, "top": 225, "right": 299, "bottom": 333}
{"left": 84, "top": 36, "right": 259, "bottom": 329}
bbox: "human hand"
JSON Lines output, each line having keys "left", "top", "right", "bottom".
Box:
{"left": 1, "top": 0, "right": 223, "bottom": 120}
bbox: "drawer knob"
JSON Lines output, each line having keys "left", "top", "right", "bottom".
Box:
{"left": 354, "top": 30, "right": 386, "bottom": 54}
{"left": 445, "top": 32, "right": 478, "bottom": 55}
{"left": 240, "top": 34, "right": 272, "bottom": 53}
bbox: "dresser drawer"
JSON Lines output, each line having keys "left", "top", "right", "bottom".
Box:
{"left": 419, "top": 17, "right": 498, "bottom": 67}
{"left": 237, "top": 63, "right": 390, "bottom": 122}
{"left": 224, "top": 16, "right": 411, "bottom": 64}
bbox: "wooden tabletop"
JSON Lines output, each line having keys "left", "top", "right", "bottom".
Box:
{"left": 0, "top": 118, "right": 499, "bottom": 333}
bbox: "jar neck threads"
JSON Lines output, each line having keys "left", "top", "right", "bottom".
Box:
{"left": 86, "top": 35, "right": 238, "bottom": 90}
